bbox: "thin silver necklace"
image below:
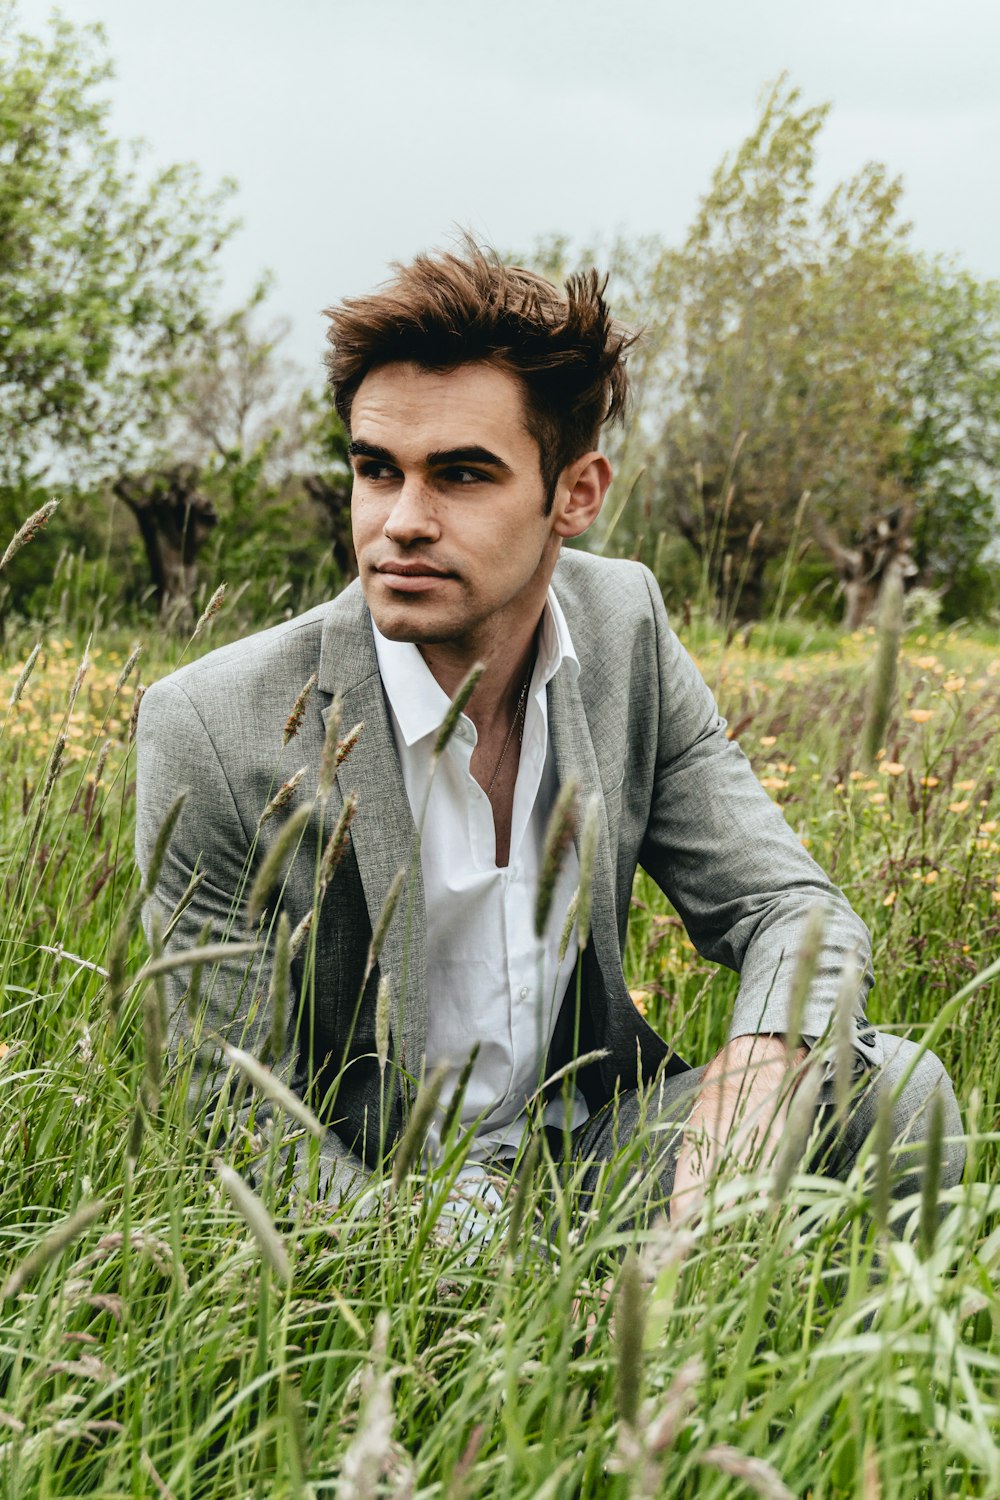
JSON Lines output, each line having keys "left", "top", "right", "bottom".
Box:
{"left": 486, "top": 664, "right": 533, "bottom": 798}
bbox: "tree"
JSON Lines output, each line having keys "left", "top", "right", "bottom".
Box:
{"left": 647, "top": 77, "right": 924, "bottom": 620}
{"left": 0, "top": 2, "right": 234, "bottom": 484}
{"left": 896, "top": 263, "right": 1000, "bottom": 620}
{"left": 530, "top": 79, "right": 1000, "bottom": 623}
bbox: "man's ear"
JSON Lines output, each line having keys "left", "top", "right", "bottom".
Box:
{"left": 551, "top": 451, "right": 613, "bottom": 539}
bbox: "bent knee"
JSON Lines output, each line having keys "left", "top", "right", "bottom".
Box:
{"left": 876, "top": 1034, "right": 964, "bottom": 1188}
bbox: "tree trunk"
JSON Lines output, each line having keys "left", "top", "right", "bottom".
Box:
{"left": 303, "top": 473, "right": 356, "bottom": 580}
{"left": 113, "top": 464, "right": 218, "bottom": 621}
{"left": 815, "top": 506, "right": 918, "bottom": 629}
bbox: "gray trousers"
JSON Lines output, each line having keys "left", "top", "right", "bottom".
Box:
{"left": 550, "top": 1033, "right": 965, "bottom": 1227}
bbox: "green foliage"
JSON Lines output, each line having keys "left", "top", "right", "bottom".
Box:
{"left": 528, "top": 78, "right": 1000, "bottom": 624}
{"left": 0, "top": 1, "right": 235, "bottom": 482}
{"left": 897, "top": 263, "right": 1000, "bottom": 621}
{"left": 197, "top": 444, "right": 347, "bottom": 630}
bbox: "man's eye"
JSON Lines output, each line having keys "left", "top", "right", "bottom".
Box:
{"left": 357, "top": 461, "right": 397, "bottom": 481}
{"left": 444, "top": 467, "right": 488, "bottom": 485}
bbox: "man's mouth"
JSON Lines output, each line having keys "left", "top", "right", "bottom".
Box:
{"left": 374, "top": 561, "right": 454, "bottom": 592}
{"left": 376, "top": 562, "right": 450, "bottom": 577}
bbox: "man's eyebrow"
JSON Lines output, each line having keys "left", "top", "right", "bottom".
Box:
{"left": 426, "top": 445, "right": 513, "bottom": 473}
{"left": 347, "top": 439, "right": 396, "bottom": 464}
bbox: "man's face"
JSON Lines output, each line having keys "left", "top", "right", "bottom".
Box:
{"left": 349, "top": 361, "right": 563, "bottom": 652}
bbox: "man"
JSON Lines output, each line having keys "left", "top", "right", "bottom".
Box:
{"left": 135, "top": 245, "right": 962, "bottom": 1228}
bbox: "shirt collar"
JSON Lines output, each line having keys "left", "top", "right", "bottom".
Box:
{"left": 371, "top": 584, "right": 580, "bottom": 749}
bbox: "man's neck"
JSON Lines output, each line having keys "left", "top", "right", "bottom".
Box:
{"left": 418, "top": 612, "right": 544, "bottom": 738}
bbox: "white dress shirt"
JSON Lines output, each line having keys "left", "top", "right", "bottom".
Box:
{"left": 371, "top": 589, "right": 587, "bottom": 1170}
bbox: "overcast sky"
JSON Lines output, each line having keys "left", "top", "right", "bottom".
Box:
{"left": 18, "top": 0, "right": 1000, "bottom": 381}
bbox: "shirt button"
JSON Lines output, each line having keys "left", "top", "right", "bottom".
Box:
{"left": 519, "top": 986, "right": 529, "bottom": 1000}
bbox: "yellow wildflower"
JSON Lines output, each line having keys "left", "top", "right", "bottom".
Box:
{"left": 908, "top": 709, "right": 933, "bottom": 724}
{"left": 629, "top": 989, "right": 650, "bottom": 1016}
{"left": 879, "top": 762, "right": 906, "bottom": 776}
{"left": 948, "top": 801, "right": 970, "bottom": 814}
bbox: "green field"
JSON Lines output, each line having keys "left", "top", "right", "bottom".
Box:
{"left": 1, "top": 590, "right": 998, "bottom": 1499}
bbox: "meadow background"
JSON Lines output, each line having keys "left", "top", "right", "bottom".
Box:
{"left": 2, "top": 4, "right": 1000, "bottom": 1496}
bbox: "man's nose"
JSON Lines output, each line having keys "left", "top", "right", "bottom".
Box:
{"left": 383, "top": 479, "right": 440, "bottom": 545}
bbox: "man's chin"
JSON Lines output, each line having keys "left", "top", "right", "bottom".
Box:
{"left": 366, "top": 599, "right": 463, "bottom": 647}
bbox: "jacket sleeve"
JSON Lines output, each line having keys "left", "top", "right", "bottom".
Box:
{"left": 636, "top": 568, "right": 880, "bottom": 1066}
{"left": 134, "top": 674, "right": 372, "bottom": 1203}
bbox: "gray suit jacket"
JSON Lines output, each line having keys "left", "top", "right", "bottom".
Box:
{"left": 135, "top": 550, "right": 876, "bottom": 1197}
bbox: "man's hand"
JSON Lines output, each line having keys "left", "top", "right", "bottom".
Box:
{"left": 670, "top": 1034, "right": 807, "bottom": 1223}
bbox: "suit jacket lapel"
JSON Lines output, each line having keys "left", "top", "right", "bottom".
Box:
{"left": 547, "top": 663, "right": 621, "bottom": 1001}
{"left": 317, "top": 584, "right": 428, "bottom": 1078}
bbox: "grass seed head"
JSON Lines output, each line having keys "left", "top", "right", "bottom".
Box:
{"left": 257, "top": 765, "right": 308, "bottom": 831}
{"left": 283, "top": 672, "right": 318, "bottom": 744}
{"left": 215, "top": 1158, "right": 292, "bottom": 1285}
{"left": 192, "top": 582, "right": 227, "bottom": 640}
{"left": 437, "top": 1041, "right": 481, "bottom": 1145}
{"left": 645, "top": 1355, "right": 704, "bottom": 1456}
{"left": 114, "top": 643, "right": 143, "bottom": 696}
{"left": 320, "top": 792, "right": 358, "bottom": 892}
{"left": 432, "top": 662, "right": 484, "bottom": 759}
{"left": 505, "top": 1129, "right": 540, "bottom": 1263}
{"left": 364, "top": 867, "right": 406, "bottom": 983}
{"left": 535, "top": 779, "right": 579, "bottom": 938}
{"left": 558, "top": 887, "right": 579, "bottom": 963}
{"left": 8, "top": 642, "right": 40, "bottom": 707}
{"left": 266, "top": 912, "right": 292, "bottom": 1064}
{"left": 317, "top": 695, "right": 344, "bottom": 799}
{"left": 1, "top": 1198, "right": 105, "bottom": 1301}
{"left": 289, "top": 906, "right": 314, "bottom": 959}
{"left": 785, "top": 902, "right": 827, "bottom": 1058}
{"left": 141, "top": 980, "right": 165, "bottom": 1112}
{"left": 93, "top": 737, "right": 113, "bottom": 788}
{"left": 0, "top": 498, "right": 59, "bottom": 572}
{"left": 770, "top": 1055, "right": 823, "bottom": 1203}
{"left": 41, "top": 732, "right": 67, "bottom": 801}
{"left": 699, "top": 1444, "right": 794, "bottom": 1500}
{"left": 336, "top": 719, "right": 365, "bottom": 772}
{"left": 128, "top": 682, "right": 146, "bottom": 745}
{"left": 861, "top": 560, "right": 905, "bottom": 769}
{"left": 615, "top": 1248, "right": 646, "bottom": 1427}
{"left": 391, "top": 1064, "right": 448, "bottom": 1192}
{"left": 142, "top": 790, "right": 188, "bottom": 901}
{"left": 222, "top": 1042, "right": 324, "bottom": 1139}
{"left": 336, "top": 1310, "right": 396, "bottom": 1500}
{"left": 247, "top": 801, "right": 312, "bottom": 924}
{"left": 576, "top": 792, "right": 601, "bottom": 950}
{"left": 833, "top": 954, "right": 862, "bottom": 1123}
{"left": 375, "top": 972, "right": 392, "bottom": 1073}
{"left": 65, "top": 635, "right": 91, "bottom": 720}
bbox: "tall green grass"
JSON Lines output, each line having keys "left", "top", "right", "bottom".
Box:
{"left": 1, "top": 522, "right": 998, "bottom": 1497}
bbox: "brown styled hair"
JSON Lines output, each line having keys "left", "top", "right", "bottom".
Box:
{"left": 323, "top": 242, "right": 635, "bottom": 507}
